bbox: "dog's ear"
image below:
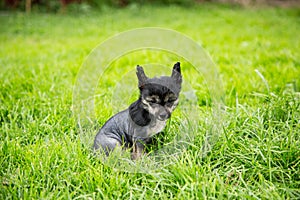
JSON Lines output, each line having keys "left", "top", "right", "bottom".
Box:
{"left": 171, "top": 62, "right": 182, "bottom": 85}
{"left": 136, "top": 65, "right": 148, "bottom": 88}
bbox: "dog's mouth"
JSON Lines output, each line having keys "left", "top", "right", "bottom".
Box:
{"left": 157, "top": 117, "right": 166, "bottom": 121}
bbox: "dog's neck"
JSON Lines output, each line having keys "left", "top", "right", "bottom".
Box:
{"left": 128, "top": 98, "right": 152, "bottom": 126}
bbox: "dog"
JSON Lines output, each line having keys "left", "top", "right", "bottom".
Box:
{"left": 93, "top": 62, "right": 182, "bottom": 160}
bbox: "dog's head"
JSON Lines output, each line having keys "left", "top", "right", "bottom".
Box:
{"left": 136, "top": 62, "right": 182, "bottom": 121}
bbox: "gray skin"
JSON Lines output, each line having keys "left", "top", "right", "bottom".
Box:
{"left": 94, "top": 62, "right": 182, "bottom": 159}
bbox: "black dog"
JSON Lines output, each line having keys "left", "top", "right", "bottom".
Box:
{"left": 94, "top": 62, "right": 182, "bottom": 159}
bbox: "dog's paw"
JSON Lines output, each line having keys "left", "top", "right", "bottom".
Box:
{"left": 131, "top": 152, "right": 143, "bottom": 160}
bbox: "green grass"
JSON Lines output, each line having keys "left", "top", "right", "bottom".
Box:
{"left": 1, "top": 4, "right": 300, "bottom": 199}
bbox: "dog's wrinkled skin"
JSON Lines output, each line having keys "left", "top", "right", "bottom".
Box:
{"left": 94, "top": 62, "right": 182, "bottom": 160}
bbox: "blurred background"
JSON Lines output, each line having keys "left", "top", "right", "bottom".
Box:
{"left": 2, "top": 0, "right": 299, "bottom": 13}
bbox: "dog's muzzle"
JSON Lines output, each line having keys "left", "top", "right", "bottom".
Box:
{"left": 157, "top": 110, "right": 171, "bottom": 121}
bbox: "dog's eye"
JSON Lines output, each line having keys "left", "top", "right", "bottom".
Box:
{"left": 145, "top": 95, "right": 160, "bottom": 104}
{"left": 167, "top": 98, "right": 177, "bottom": 103}
{"left": 147, "top": 98, "right": 157, "bottom": 103}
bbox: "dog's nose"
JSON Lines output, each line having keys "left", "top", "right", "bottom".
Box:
{"left": 159, "top": 114, "right": 167, "bottom": 119}
{"left": 158, "top": 113, "right": 169, "bottom": 121}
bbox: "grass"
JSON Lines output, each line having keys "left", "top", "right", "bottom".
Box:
{"left": 1, "top": 3, "right": 300, "bottom": 199}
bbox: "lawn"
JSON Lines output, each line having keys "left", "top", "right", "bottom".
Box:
{"left": 1, "top": 4, "right": 300, "bottom": 199}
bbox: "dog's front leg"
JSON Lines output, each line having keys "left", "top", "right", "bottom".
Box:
{"left": 131, "top": 140, "right": 145, "bottom": 160}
